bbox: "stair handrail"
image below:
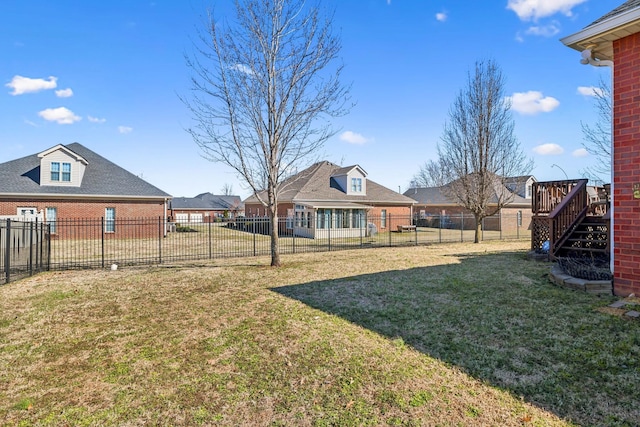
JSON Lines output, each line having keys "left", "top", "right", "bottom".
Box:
{"left": 547, "top": 179, "right": 589, "bottom": 257}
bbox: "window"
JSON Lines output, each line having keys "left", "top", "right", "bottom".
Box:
{"left": 46, "top": 207, "right": 57, "bottom": 233}
{"left": 17, "top": 207, "right": 37, "bottom": 217}
{"left": 526, "top": 184, "right": 532, "bottom": 199}
{"left": 62, "top": 162, "right": 71, "bottom": 181}
{"left": 105, "top": 207, "right": 115, "bottom": 232}
{"left": 351, "top": 177, "right": 362, "bottom": 192}
{"left": 381, "top": 209, "right": 387, "bottom": 228}
{"left": 51, "top": 162, "right": 60, "bottom": 181}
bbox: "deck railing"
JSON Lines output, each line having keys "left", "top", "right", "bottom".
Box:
{"left": 531, "top": 179, "right": 589, "bottom": 257}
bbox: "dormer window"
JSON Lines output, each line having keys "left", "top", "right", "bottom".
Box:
{"left": 351, "top": 177, "right": 362, "bottom": 192}
{"left": 51, "top": 162, "right": 71, "bottom": 182}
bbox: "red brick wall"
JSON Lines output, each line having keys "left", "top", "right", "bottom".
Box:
{"left": 0, "top": 198, "right": 166, "bottom": 239}
{"left": 243, "top": 202, "right": 412, "bottom": 233}
{"left": 613, "top": 33, "right": 640, "bottom": 296}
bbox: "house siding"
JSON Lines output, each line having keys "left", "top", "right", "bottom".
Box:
{"left": 613, "top": 32, "right": 640, "bottom": 296}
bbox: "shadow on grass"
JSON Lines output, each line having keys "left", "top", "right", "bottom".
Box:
{"left": 272, "top": 250, "right": 640, "bottom": 427}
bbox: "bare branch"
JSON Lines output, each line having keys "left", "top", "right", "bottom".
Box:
{"left": 181, "top": 0, "right": 351, "bottom": 266}
{"left": 426, "top": 59, "right": 533, "bottom": 243}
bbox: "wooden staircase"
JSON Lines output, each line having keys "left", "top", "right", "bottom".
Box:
{"left": 531, "top": 179, "right": 610, "bottom": 261}
{"left": 555, "top": 215, "right": 609, "bottom": 258}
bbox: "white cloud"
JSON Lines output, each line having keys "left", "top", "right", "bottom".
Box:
{"left": 118, "top": 125, "right": 133, "bottom": 134}
{"left": 38, "top": 107, "right": 81, "bottom": 124}
{"left": 339, "top": 130, "right": 369, "bottom": 145}
{"left": 525, "top": 22, "right": 560, "bottom": 37}
{"left": 6, "top": 75, "right": 57, "bottom": 95}
{"left": 507, "top": 0, "right": 587, "bottom": 21}
{"left": 577, "top": 86, "right": 605, "bottom": 97}
{"left": 55, "top": 88, "right": 73, "bottom": 98}
{"left": 23, "top": 119, "right": 38, "bottom": 127}
{"left": 436, "top": 12, "right": 447, "bottom": 22}
{"left": 88, "top": 115, "right": 106, "bottom": 123}
{"left": 533, "top": 143, "right": 564, "bottom": 155}
{"left": 572, "top": 148, "right": 589, "bottom": 157}
{"left": 508, "top": 91, "right": 559, "bottom": 115}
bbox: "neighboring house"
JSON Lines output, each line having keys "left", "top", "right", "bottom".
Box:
{"left": 561, "top": 0, "right": 640, "bottom": 296}
{"left": 243, "top": 161, "right": 416, "bottom": 238}
{"left": 0, "top": 143, "right": 171, "bottom": 237}
{"left": 170, "top": 193, "right": 243, "bottom": 223}
{"left": 404, "top": 175, "right": 535, "bottom": 231}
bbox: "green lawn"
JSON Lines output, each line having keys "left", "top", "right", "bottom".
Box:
{"left": 1, "top": 240, "right": 637, "bottom": 426}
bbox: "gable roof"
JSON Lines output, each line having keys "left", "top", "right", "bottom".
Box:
{"left": 405, "top": 175, "right": 532, "bottom": 207}
{"left": 171, "top": 193, "right": 242, "bottom": 210}
{"left": 561, "top": 0, "right": 640, "bottom": 61}
{"left": 0, "top": 142, "right": 171, "bottom": 199}
{"left": 244, "top": 161, "right": 415, "bottom": 206}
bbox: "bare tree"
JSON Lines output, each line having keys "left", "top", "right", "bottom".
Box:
{"left": 182, "top": 0, "right": 350, "bottom": 266}
{"left": 412, "top": 159, "right": 444, "bottom": 188}
{"left": 438, "top": 59, "right": 533, "bottom": 243}
{"left": 580, "top": 77, "right": 611, "bottom": 184}
{"left": 220, "top": 183, "right": 234, "bottom": 196}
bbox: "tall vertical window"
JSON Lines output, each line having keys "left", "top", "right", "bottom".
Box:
{"left": 51, "top": 162, "right": 60, "bottom": 181}
{"left": 46, "top": 207, "right": 57, "bottom": 233}
{"left": 105, "top": 207, "right": 116, "bottom": 232}
{"left": 351, "top": 177, "right": 362, "bottom": 192}
{"left": 381, "top": 209, "right": 387, "bottom": 228}
{"left": 62, "top": 162, "right": 71, "bottom": 181}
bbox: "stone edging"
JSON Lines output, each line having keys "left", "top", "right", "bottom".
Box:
{"left": 548, "top": 265, "right": 612, "bottom": 295}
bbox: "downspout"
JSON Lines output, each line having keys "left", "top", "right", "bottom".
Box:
{"left": 580, "top": 48, "right": 614, "bottom": 273}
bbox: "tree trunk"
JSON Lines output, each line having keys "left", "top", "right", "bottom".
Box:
{"left": 474, "top": 216, "right": 482, "bottom": 243}
{"left": 269, "top": 209, "right": 280, "bottom": 267}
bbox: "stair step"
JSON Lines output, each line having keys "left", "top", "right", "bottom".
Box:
{"left": 559, "top": 247, "right": 608, "bottom": 254}
{"left": 567, "top": 238, "right": 608, "bottom": 244}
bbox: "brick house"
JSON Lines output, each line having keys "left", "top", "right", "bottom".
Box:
{"left": 404, "top": 175, "right": 535, "bottom": 231}
{"left": 561, "top": 0, "right": 640, "bottom": 296}
{"left": 243, "top": 161, "right": 416, "bottom": 238}
{"left": 170, "top": 193, "right": 243, "bottom": 223}
{"left": 0, "top": 143, "right": 171, "bottom": 238}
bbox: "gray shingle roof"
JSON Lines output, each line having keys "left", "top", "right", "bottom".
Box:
{"left": 405, "top": 176, "right": 531, "bottom": 207}
{"left": 587, "top": 0, "right": 640, "bottom": 27}
{"left": 171, "top": 193, "right": 242, "bottom": 210}
{"left": 0, "top": 142, "right": 171, "bottom": 199}
{"left": 245, "top": 161, "right": 415, "bottom": 205}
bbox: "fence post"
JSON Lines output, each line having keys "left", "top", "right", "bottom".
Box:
{"left": 29, "top": 220, "right": 34, "bottom": 276}
{"left": 499, "top": 211, "right": 503, "bottom": 240}
{"left": 158, "top": 217, "right": 163, "bottom": 264}
{"left": 438, "top": 214, "right": 442, "bottom": 243}
{"left": 100, "top": 217, "right": 105, "bottom": 269}
{"left": 5, "top": 219, "right": 11, "bottom": 284}
{"left": 35, "top": 218, "right": 40, "bottom": 271}
{"left": 208, "top": 219, "right": 212, "bottom": 259}
{"left": 414, "top": 216, "right": 418, "bottom": 245}
{"left": 388, "top": 213, "right": 392, "bottom": 247}
{"left": 46, "top": 224, "right": 51, "bottom": 272}
{"left": 460, "top": 214, "right": 464, "bottom": 242}
{"left": 359, "top": 213, "right": 363, "bottom": 247}
{"left": 253, "top": 220, "right": 256, "bottom": 257}
{"left": 328, "top": 211, "right": 331, "bottom": 252}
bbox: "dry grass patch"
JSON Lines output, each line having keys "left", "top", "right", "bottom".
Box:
{"left": 0, "top": 240, "right": 637, "bottom": 426}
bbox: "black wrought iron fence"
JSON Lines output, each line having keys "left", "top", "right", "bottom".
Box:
{"left": 47, "top": 212, "right": 530, "bottom": 270}
{"left": 0, "top": 219, "right": 50, "bottom": 284}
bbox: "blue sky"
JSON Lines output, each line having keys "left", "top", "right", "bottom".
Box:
{"left": 1, "top": 0, "right": 621, "bottom": 198}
